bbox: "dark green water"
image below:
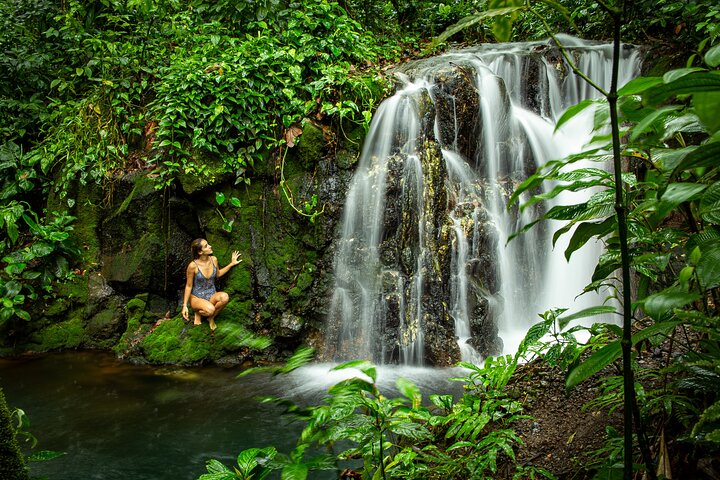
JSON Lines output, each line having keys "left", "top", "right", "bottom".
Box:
{"left": 0, "top": 352, "right": 461, "bottom": 479}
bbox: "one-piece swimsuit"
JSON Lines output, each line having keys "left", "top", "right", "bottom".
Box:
{"left": 191, "top": 260, "right": 217, "bottom": 301}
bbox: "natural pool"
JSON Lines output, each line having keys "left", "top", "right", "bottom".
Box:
{"left": 0, "top": 351, "right": 463, "bottom": 479}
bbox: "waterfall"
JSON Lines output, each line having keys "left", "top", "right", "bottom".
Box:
{"left": 326, "top": 37, "right": 642, "bottom": 365}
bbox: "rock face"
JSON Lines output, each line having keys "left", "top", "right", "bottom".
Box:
{"left": 1, "top": 119, "right": 359, "bottom": 365}
{"left": 2, "top": 40, "right": 641, "bottom": 366}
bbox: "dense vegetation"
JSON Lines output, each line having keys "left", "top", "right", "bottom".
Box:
{"left": 2, "top": 0, "right": 719, "bottom": 479}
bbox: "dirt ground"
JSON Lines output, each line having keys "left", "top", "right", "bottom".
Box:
{"left": 500, "top": 360, "right": 624, "bottom": 479}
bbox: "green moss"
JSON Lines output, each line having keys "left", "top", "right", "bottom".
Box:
{"left": 139, "top": 318, "right": 212, "bottom": 364}
{"left": 103, "top": 232, "right": 163, "bottom": 283}
{"left": 30, "top": 317, "right": 85, "bottom": 351}
{"left": 113, "top": 174, "right": 156, "bottom": 217}
{"left": 0, "top": 389, "right": 29, "bottom": 480}
{"left": 72, "top": 183, "right": 103, "bottom": 265}
{"left": 221, "top": 299, "right": 253, "bottom": 325}
{"left": 126, "top": 295, "right": 148, "bottom": 315}
{"left": 42, "top": 277, "right": 87, "bottom": 317}
{"left": 293, "top": 120, "right": 326, "bottom": 171}
{"left": 176, "top": 157, "right": 233, "bottom": 194}
{"left": 113, "top": 317, "right": 148, "bottom": 356}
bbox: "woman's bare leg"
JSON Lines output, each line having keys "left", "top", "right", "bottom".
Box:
{"left": 207, "top": 292, "right": 230, "bottom": 331}
{"left": 190, "top": 296, "right": 216, "bottom": 326}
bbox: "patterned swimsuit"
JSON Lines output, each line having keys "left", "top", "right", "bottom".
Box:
{"left": 191, "top": 261, "right": 217, "bottom": 301}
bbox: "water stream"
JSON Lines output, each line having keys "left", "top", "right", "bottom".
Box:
{"left": 327, "top": 36, "right": 642, "bottom": 364}
{"left": 0, "top": 352, "right": 461, "bottom": 480}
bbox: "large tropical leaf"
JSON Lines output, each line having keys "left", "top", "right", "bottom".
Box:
{"left": 700, "top": 181, "right": 720, "bottom": 224}
{"left": 643, "top": 287, "right": 701, "bottom": 321}
{"left": 557, "top": 305, "right": 617, "bottom": 330}
{"left": 643, "top": 72, "right": 720, "bottom": 106}
{"left": 697, "top": 242, "right": 720, "bottom": 290}
{"left": 566, "top": 320, "right": 682, "bottom": 390}
{"left": 618, "top": 76, "right": 663, "bottom": 96}
{"left": 564, "top": 217, "right": 616, "bottom": 261}
{"left": 694, "top": 91, "right": 720, "bottom": 134}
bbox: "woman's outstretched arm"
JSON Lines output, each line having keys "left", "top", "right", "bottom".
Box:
{"left": 216, "top": 251, "right": 242, "bottom": 278}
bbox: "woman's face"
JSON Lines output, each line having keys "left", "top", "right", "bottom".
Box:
{"left": 200, "top": 240, "right": 213, "bottom": 255}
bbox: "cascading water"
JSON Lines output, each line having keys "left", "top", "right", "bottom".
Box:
{"left": 326, "top": 36, "right": 642, "bottom": 366}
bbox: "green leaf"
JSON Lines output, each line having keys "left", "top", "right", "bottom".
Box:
{"left": 700, "top": 181, "right": 720, "bottom": 224}
{"left": 694, "top": 92, "right": 720, "bottom": 134}
{"left": 697, "top": 243, "right": 720, "bottom": 290}
{"left": 3, "top": 280, "right": 21, "bottom": 297}
{"left": 643, "top": 287, "right": 701, "bottom": 321}
{"left": 28, "top": 450, "right": 65, "bottom": 462}
{"left": 652, "top": 182, "right": 707, "bottom": 224}
{"left": 644, "top": 72, "right": 720, "bottom": 106}
{"left": 705, "top": 43, "right": 720, "bottom": 68}
{"left": 428, "top": 7, "right": 525, "bottom": 50}
{"left": 629, "top": 105, "right": 683, "bottom": 141}
{"left": 396, "top": 378, "right": 421, "bottom": 407}
{"left": 332, "top": 360, "right": 377, "bottom": 382}
{"left": 557, "top": 306, "right": 617, "bottom": 330}
{"left": 564, "top": 217, "right": 615, "bottom": 261}
{"left": 215, "top": 192, "right": 225, "bottom": 205}
{"left": 618, "top": 76, "right": 663, "bottom": 96}
{"left": 517, "top": 319, "right": 553, "bottom": 354}
{"left": 555, "top": 99, "right": 597, "bottom": 132}
{"left": 663, "top": 68, "right": 708, "bottom": 83}
{"left": 15, "top": 309, "right": 31, "bottom": 321}
{"left": 281, "top": 463, "right": 309, "bottom": 480}
{"left": 236, "top": 448, "right": 264, "bottom": 473}
{"left": 566, "top": 340, "right": 621, "bottom": 391}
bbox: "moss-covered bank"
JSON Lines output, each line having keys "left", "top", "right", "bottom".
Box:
{"left": 0, "top": 119, "right": 361, "bottom": 366}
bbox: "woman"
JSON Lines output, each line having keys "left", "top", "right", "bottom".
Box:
{"left": 181, "top": 238, "right": 241, "bottom": 330}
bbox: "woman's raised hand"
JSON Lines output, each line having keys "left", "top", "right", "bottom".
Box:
{"left": 231, "top": 250, "right": 242, "bottom": 266}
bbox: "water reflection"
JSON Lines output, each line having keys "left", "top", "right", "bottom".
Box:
{"left": 0, "top": 352, "right": 464, "bottom": 480}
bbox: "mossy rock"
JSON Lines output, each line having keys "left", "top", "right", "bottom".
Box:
{"left": 41, "top": 277, "right": 88, "bottom": 318}
{"left": 176, "top": 157, "right": 233, "bottom": 195}
{"left": 220, "top": 299, "right": 254, "bottom": 325}
{"left": 292, "top": 120, "right": 326, "bottom": 171}
{"left": 72, "top": 183, "right": 103, "bottom": 265}
{"left": 102, "top": 231, "right": 164, "bottom": 288}
{"left": 139, "top": 318, "right": 213, "bottom": 364}
{"left": 29, "top": 317, "right": 85, "bottom": 351}
{"left": 83, "top": 297, "right": 125, "bottom": 348}
{"left": 113, "top": 317, "right": 152, "bottom": 357}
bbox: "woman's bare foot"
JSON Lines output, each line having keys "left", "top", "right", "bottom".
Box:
{"left": 193, "top": 312, "right": 202, "bottom": 326}
{"left": 208, "top": 317, "right": 217, "bottom": 331}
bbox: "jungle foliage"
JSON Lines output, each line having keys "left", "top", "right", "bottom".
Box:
{"left": 2, "top": 1, "right": 720, "bottom": 479}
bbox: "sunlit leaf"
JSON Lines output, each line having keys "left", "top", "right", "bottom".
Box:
{"left": 28, "top": 450, "right": 65, "bottom": 462}
{"left": 705, "top": 43, "right": 720, "bottom": 68}
{"left": 557, "top": 306, "right": 617, "bottom": 330}
{"left": 643, "top": 287, "right": 701, "bottom": 321}
{"left": 694, "top": 92, "right": 720, "bottom": 134}
{"left": 618, "top": 76, "right": 663, "bottom": 96}
{"left": 644, "top": 72, "right": 720, "bottom": 106}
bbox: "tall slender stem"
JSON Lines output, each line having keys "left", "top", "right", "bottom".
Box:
{"left": 606, "top": 8, "right": 635, "bottom": 480}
